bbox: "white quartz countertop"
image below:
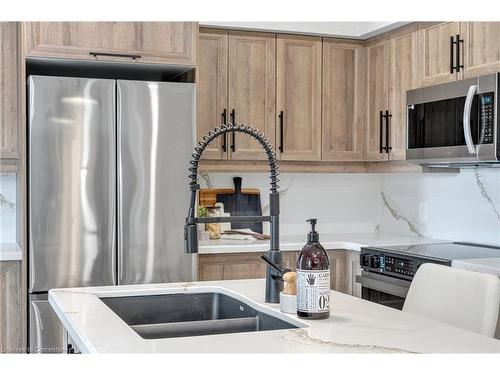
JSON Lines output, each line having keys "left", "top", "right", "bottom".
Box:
{"left": 452, "top": 258, "right": 500, "bottom": 277}
{"left": 49, "top": 278, "right": 500, "bottom": 353}
{"left": 199, "top": 232, "right": 444, "bottom": 254}
{"left": 0, "top": 242, "right": 22, "bottom": 261}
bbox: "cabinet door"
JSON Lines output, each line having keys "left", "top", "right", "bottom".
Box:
{"left": 417, "top": 22, "right": 460, "bottom": 87}
{"left": 364, "top": 35, "right": 389, "bottom": 161}
{"left": 345, "top": 250, "right": 361, "bottom": 298}
{"left": 326, "top": 250, "right": 347, "bottom": 293}
{"left": 322, "top": 40, "right": 364, "bottom": 161}
{"left": 0, "top": 261, "right": 21, "bottom": 352}
{"left": 276, "top": 35, "right": 322, "bottom": 161}
{"left": 0, "top": 22, "right": 19, "bottom": 159}
{"left": 25, "top": 22, "right": 197, "bottom": 65}
{"left": 461, "top": 22, "right": 500, "bottom": 78}
{"left": 197, "top": 28, "right": 228, "bottom": 160}
{"left": 198, "top": 252, "right": 297, "bottom": 281}
{"left": 388, "top": 24, "right": 418, "bottom": 161}
{"left": 228, "top": 31, "right": 276, "bottom": 160}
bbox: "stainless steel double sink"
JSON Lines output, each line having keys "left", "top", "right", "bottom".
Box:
{"left": 100, "top": 292, "right": 303, "bottom": 340}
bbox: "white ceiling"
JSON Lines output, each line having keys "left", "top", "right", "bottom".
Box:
{"left": 199, "top": 22, "right": 409, "bottom": 39}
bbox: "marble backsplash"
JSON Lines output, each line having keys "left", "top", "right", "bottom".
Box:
{"left": 202, "top": 169, "right": 500, "bottom": 245}
{"left": 0, "top": 173, "right": 17, "bottom": 243}
{"left": 200, "top": 172, "right": 381, "bottom": 235}
{"left": 380, "top": 168, "right": 500, "bottom": 245}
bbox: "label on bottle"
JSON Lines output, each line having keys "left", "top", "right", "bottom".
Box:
{"left": 296, "top": 269, "right": 330, "bottom": 313}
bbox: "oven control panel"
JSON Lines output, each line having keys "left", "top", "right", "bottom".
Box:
{"left": 385, "top": 256, "right": 414, "bottom": 277}
{"left": 360, "top": 248, "right": 451, "bottom": 280}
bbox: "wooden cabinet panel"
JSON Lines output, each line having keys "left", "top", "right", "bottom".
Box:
{"left": 0, "top": 261, "right": 21, "bottom": 352}
{"left": 461, "top": 22, "right": 500, "bottom": 78}
{"left": 364, "top": 35, "right": 389, "bottom": 161}
{"left": 228, "top": 31, "right": 276, "bottom": 160}
{"left": 197, "top": 28, "right": 228, "bottom": 160}
{"left": 276, "top": 35, "right": 322, "bottom": 161}
{"left": 198, "top": 251, "right": 298, "bottom": 281}
{"left": 417, "top": 22, "right": 460, "bottom": 87}
{"left": 25, "top": 22, "right": 197, "bottom": 65}
{"left": 326, "top": 250, "right": 347, "bottom": 293}
{"left": 322, "top": 40, "right": 364, "bottom": 161}
{"left": 344, "top": 250, "right": 361, "bottom": 298}
{"left": 388, "top": 24, "right": 418, "bottom": 161}
{"left": 0, "top": 22, "right": 19, "bottom": 159}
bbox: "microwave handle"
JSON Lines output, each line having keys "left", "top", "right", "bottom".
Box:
{"left": 463, "top": 85, "right": 478, "bottom": 154}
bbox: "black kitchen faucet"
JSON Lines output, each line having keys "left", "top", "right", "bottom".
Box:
{"left": 184, "top": 123, "right": 283, "bottom": 303}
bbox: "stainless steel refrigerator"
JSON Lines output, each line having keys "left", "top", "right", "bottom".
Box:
{"left": 28, "top": 75, "right": 196, "bottom": 353}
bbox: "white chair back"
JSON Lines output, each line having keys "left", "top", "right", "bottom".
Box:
{"left": 403, "top": 263, "right": 500, "bottom": 337}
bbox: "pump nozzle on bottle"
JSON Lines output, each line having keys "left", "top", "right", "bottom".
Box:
{"left": 306, "top": 218, "right": 319, "bottom": 242}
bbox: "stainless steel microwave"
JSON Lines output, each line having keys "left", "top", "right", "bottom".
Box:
{"left": 406, "top": 73, "right": 499, "bottom": 166}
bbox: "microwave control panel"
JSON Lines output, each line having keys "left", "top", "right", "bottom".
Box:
{"left": 481, "top": 92, "right": 495, "bottom": 144}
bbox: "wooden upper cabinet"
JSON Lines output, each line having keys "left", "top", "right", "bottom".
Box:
{"left": 388, "top": 24, "right": 418, "bottom": 161}
{"left": 0, "top": 22, "right": 19, "bottom": 159}
{"left": 322, "top": 39, "right": 364, "bottom": 161}
{"left": 364, "top": 35, "right": 389, "bottom": 161}
{"left": 228, "top": 31, "right": 276, "bottom": 160}
{"left": 461, "top": 22, "right": 500, "bottom": 78}
{"left": 197, "top": 28, "right": 228, "bottom": 160}
{"left": 276, "top": 35, "right": 322, "bottom": 161}
{"left": 24, "top": 22, "right": 197, "bottom": 65}
{"left": 417, "top": 22, "right": 460, "bottom": 87}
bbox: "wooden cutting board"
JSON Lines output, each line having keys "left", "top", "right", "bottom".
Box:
{"left": 199, "top": 188, "right": 260, "bottom": 208}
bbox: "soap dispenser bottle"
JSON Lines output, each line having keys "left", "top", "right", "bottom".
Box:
{"left": 296, "top": 219, "right": 330, "bottom": 319}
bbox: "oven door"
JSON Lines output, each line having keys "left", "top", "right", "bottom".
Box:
{"left": 406, "top": 74, "right": 497, "bottom": 164}
{"left": 356, "top": 271, "right": 411, "bottom": 310}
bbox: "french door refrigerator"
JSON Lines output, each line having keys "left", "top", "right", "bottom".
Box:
{"left": 28, "top": 75, "right": 196, "bottom": 353}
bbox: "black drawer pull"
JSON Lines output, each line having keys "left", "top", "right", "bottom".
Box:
{"left": 230, "top": 109, "right": 236, "bottom": 152}
{"left": 89, "top": 51, "right": 141, "bottom": 60}
{"left": 279, "top": 111, "right": 284, "bottom": 153}
{"left": 385, "top": 110, "right": 392, "bottom": 154}
{"left": 379, "top": 111, "right": 384, "bottom": 153}
{"left": 450, "top": 36, "right": 455, "bottom": 73}
{"left": 221, "top": 109, "right": 227, "bottom": 152}
{"left": 456, "top": 34, "right": 464, "bottom": 72}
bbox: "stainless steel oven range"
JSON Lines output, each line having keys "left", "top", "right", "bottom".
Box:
{"left": 357, "top": 242, "right": 500, "bottom": 310}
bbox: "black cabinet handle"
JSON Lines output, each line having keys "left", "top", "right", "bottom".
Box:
{"left": 89, "top": 51, "right": 141, "bottom": 60}
{"left": 279, "top": 111, "right": 284, "bottom": 153}
{"left": 385, "top": 110, "right": 392, "bottom": 154}
{"left": 379, "top": 111, "right": 384, "bottom": 153}
{"left": 230, "top": 109, "right": 236, "bottom": 152}
{"left": 221, "top": 109, "right": 227, "bottom": 152}
{"left": 456, "top": 34, "right": 464, "bottom": 72}
{"left": 450, "top": 36, "right": 455, "bottom": 73}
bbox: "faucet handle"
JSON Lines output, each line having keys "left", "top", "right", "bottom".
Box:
{"left": 260, "top": 254, "right": 290, "bottom": 280}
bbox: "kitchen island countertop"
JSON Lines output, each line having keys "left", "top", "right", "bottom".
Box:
{"left": 452, "top": 258, "right": 500, "bottom": 277}
{"left": 199, "top": 232, "right": 444, "bottom": 254}
{"left": 49, "top": 278, "right": 500, "bottom": 353}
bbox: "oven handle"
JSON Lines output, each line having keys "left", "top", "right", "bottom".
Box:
{"left": 463, "top": 84, "right": 478, "bottom": 154}
{"left": 355, "top": 274, "right": 410, "bottom": 298}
